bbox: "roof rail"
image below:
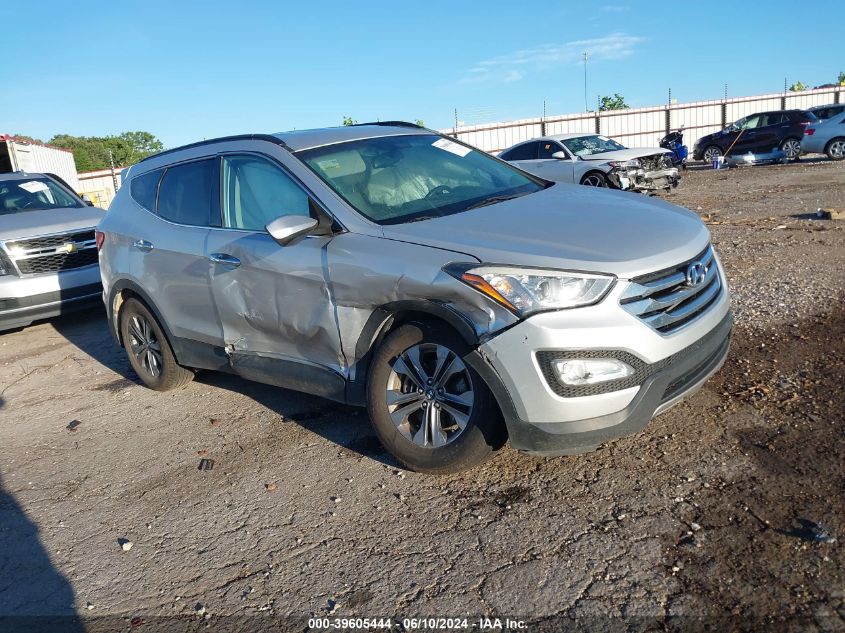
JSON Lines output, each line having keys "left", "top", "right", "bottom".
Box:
{"left": 352, "top": 121, "right": 426, "bottom": 129}
{"left": 138, "top": 134, "right": 289, "bottom": 165}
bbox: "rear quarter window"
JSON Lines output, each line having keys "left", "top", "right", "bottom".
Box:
{"left": 157, "top": 159, "right": 217, "bottom": 227}
{"left": 129, "top": 169, "right": 163, "bottom": 212}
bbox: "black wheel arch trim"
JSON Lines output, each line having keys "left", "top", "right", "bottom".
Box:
{"left": 345, "top": 299, "right": 482, "bottom": 405}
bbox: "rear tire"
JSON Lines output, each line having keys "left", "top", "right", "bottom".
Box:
{"left": 580, "top": 171, "right": 608, "bottom": 187}
{"left": 366, "top": 322, "right": 504, "bottom": 473}
{"left": 119, "top": 298, "right": 194, "bottom": 391}
{"left": 780, "top": 137, "right": 801, "bottom": 160}
{"left": 825, "top": 138, "right": 845, "bottom": 161}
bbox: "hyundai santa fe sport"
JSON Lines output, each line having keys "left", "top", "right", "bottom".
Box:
{"left": 97, "top": 122, "right": 732, "bottom": 473}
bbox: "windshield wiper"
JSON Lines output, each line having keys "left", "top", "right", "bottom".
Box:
{"left": 463, "top": 193, "right": 526, "bottom": 211}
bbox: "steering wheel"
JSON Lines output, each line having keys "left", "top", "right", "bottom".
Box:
{"left": 424, "top": 185, "right": 452, "bottom": 200}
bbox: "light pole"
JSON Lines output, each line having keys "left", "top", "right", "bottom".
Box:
{"left": 583, "top": 51, "right": 588, "bottom": 112}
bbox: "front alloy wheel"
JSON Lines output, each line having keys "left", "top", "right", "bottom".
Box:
{"left": 386, "top": 343, "right": 474, "bottom": 448}
{"left": 703, "top": 146, "right": 723, "bottom": 162}
{"left": 366, "top": 323, "right": 504, "bottom": 473}
{"left": 581, "top": 172, "right": 607, "bottom": 187}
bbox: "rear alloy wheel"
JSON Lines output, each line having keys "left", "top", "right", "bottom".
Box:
{"left": 702, "top": 146, "right": 723, "bottom": 163}
{"left": 119, "top": 298, "right": 194, "bottom": 391}
{"left": 367, "top": 323, "right": 504, "bottom": 473}
{"left": 780, "top": 137, "right": 801, "bottom": 160}
{"left": 826, "top": 138, "right": 845, "bottom": 161}
{"left": 580, "top": 172, "right": 608, "bottom": 187}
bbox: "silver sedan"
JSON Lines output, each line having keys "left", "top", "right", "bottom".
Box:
{"left": 801, "top": 114, "right": 845, "bottom": 160}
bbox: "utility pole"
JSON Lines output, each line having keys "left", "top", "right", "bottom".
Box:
{"left": 583, "top": 51, "right": 589, "bottom": 112}
{"left": 108, "top": 149, "right": 118, "bottom": 192}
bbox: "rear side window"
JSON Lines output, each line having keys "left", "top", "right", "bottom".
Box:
{"left": 504, "top": 142, "right": 539, "bottom": 161}
{"left": 157, "top": 159, "right": 217, "bottom": 226}
{"left": 129, "top": 169, "right": 162, "bottom": 212}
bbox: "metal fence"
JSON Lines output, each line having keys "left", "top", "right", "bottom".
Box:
{"left": 441, "top": 86, "right": 843, "bottom": 154}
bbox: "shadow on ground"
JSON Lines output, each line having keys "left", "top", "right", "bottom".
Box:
{"left": 0, "top": 473, "right": 85, "bottom": 632}
{"left": 51, "top": 310, "right": 395, "bottom": 467}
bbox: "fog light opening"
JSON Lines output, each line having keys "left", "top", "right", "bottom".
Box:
{"left": 552, "top": 358, "right": 634, "bottom": 386}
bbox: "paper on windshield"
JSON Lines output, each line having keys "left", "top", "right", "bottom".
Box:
{"left": 18, "top": 181, "right": 49, "bottom": 194}
{"left": 432, "top": 138, "right": 472, "bottom": 157}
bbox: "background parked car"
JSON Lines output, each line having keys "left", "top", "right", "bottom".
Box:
{"left": 499, "top": 134, "right": 678, "bottom": 192}
{"left": 0, "top": 171, "right": 104, "bottom": 331}
{"left": 692, "top": 109, "right": 817, "bottom": 162}
{"left": 801, "top": 113, "right": 845, "bottom": 160}
{"left": 809, "top": 103, "right": 845, "bottom": 121}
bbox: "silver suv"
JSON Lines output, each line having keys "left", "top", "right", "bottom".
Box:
{"left": 1, "top": 172, "right": 104, "bottom": 331}
{"left": 98, "top": 123, "right": 732, "bottom": 473}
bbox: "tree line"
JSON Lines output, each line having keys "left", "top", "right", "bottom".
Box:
{"left": 11, "top": 131, "right": 164, "bottom": 172}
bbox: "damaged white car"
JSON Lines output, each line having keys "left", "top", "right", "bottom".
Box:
{"left": 499, "top": 134, "right": 679, "bottom": 192}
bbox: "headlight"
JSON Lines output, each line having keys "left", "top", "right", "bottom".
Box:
{"left": 607, "top": 159, "right": 641, "bottom": 168}
{"left": 445, "top": 264, "right": 615, "bottom": 316}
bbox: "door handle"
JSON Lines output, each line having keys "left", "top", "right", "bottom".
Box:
{"left": 209, "top": 253, "right": 241, "bottom": 268}
{"left": 132, "top": 239, "right": 153, "bottom": 252}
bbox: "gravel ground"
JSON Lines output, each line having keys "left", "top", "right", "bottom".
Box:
{"left": 1, "top": 159, "right": 844, "bottom": 632}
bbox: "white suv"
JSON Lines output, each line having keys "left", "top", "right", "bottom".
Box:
{"left": 0, "top": 171, "right": 104, "bottom": 331}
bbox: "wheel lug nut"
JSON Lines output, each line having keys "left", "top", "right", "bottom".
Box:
{"left": 427, "top": 379, "right": 433, "bottom": 385}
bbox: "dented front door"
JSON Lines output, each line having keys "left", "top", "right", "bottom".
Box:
{"left": 205, "top": 153, "right": 345, "bottom": 398}
{"left": 205, "top": 230, "right": 344, "bottom": 393}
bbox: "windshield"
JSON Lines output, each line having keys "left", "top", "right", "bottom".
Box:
{"left": 0, "top": 176, "right": 83, "bottom": 215}
{"left": 297, "top": 134, "right": 545, "bottom": 225}
{"left": 561, "top": 135, "right": 627, "bottom": 157}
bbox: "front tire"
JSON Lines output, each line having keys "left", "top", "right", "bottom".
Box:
{"left": 119, "top": 298, "right": 194, "bottom": 391}
{"left": 825, "top": 138, "right": 845, "bottom": 161}
{"left": 580, "top": 171, "right": 608, "bottom": 187}
{"left": 702, "top": 146, "right": 723, "bottom": 163}
{"left": 366, "top": 323, "right": 504, "bottom": 473}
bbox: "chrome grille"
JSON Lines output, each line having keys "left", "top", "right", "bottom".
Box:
{"left": 620, "top": 245, "right": 722, "bottom": 334}
{"left": 3, "top": 229, "right": 98, "bottom": 276}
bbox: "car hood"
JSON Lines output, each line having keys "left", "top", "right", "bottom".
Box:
{"left": 0, "top": 206, "right": 106, "bottom": 241}
{"left": 379, "top": 184, "right": 710, "bottom": 279}
{"left": 580, "top": 148, "right": 668, "bottom": 162}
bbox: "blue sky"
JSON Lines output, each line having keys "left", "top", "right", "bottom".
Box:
{"left": 1, "top": 0, "right": 843, "bottom": 149}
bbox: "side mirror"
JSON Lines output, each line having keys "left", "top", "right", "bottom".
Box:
{"left": 81, "top": 194, "right": 95, "bottom": 207}
{"left": 265, "top": 214, "right": 319, "bottom": 246}
{"left": 551, "top": 151, "right": 567, "bottom": 160}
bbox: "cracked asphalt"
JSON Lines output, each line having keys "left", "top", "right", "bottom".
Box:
{"left": 1, "top": 159, "right": 844, "bottom": 632}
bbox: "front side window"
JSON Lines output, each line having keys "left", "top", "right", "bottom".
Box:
{"left": 221, "top": 155, "right": 310, "bottom": 231}
{"left": 157, "top": 159, "right": 216, "bottom": 226}
{"left": 297, "top": 134, "right": 544, "bottom": 225}
{"left": 538, "top": 141, "right": 564, "bottom": 159}
{"left": 0, "top": 176, "right": 83, "bottom": 215}
{"left": 560, "top": 135, "right": 626, "bottom": 157}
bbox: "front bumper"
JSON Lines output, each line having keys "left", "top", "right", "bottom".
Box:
{"left": 475, "top": 271, "right": 732, "bottom": 455}
{"left": 609, "top": 166, "right": 679, "bottom": 192}
{"left": 0, "top": 265, "right": 102, "bottom": 331}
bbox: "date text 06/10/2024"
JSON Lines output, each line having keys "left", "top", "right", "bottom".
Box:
{"left": 307, "top": 617, "right": 528, "bottom": 629}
